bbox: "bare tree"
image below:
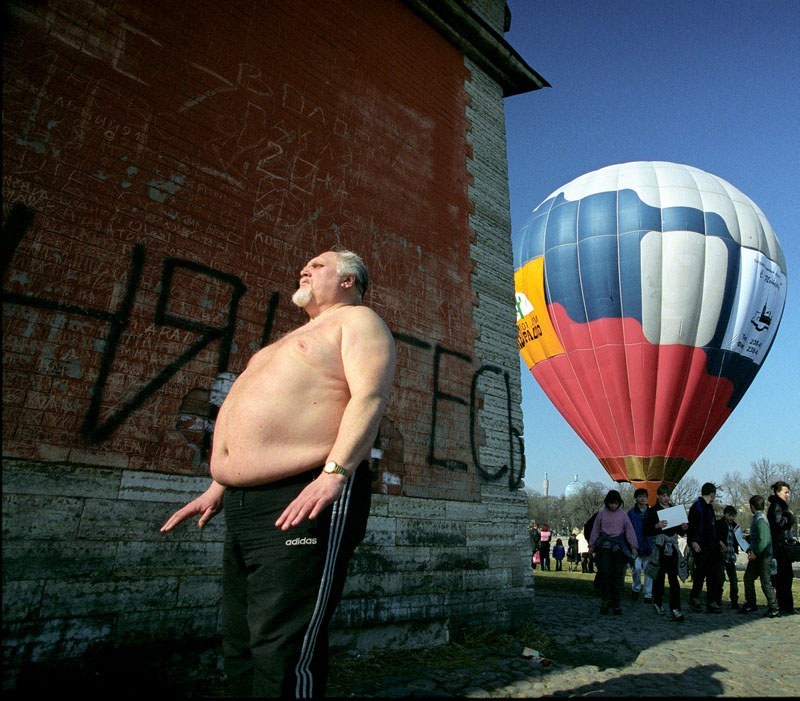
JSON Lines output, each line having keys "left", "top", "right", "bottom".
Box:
{"left": 560, "top": 481, "right": 608, "bottom": 533}
{"left": 616, "top": 481, "right": 635, "bottom": 507}
{"left": 525, "top": 491, "right": 562, "bottom": 531}
{"left": 578, "top": 480, "right": 607, "bottom": 511}
{"left": 718, "top": 471, "right": 748, "bottom": 511}
{"left": 748, "top": 457, "right": 783, "bottom": 495}
{"left": 744, "top": 458, "right": 800, "bottom": 499}
{"left": 671, "top": 476, "right": 699, "bottom": 508}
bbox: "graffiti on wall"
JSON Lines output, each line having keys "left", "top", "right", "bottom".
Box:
{"left": 2, "top": 203, "right": 524, "bottom": 489}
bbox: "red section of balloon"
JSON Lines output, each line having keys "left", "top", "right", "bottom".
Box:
{"left": 531, "top": 304, "right": 735, "bottom": 480}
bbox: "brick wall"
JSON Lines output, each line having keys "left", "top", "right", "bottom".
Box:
{"left": 2, "top": 0, "right": 539, "bottom": 684}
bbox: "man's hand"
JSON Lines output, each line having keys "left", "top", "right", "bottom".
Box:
{"left": 691, "top": 542, "right": 701, "bottom": 553}
{"left": 275, "top": 473, "right": 347, "bottom": 531}
{"left": 160, "top": 481, "right": 225, "bottom": 532}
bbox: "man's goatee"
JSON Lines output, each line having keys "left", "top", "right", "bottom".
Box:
{"left": 292, "top": 286, "right": 312, "bottom": 308}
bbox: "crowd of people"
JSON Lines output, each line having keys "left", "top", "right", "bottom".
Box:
{"left": 528, "top": 480, "right": 797, "bottom": 621}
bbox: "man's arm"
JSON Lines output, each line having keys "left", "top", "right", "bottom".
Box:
{"left": 717, "top": 519, "right": 728, "bottom": 553}
{"left": 623, "top": 512, "right": 639, "bottom": 555}
{"left": 275, "top": 307, "right": 396, "bottom": 530}
{"left": 644, "top": 507, "right": 660, "bottom": 537}
{"left": 688, "top": 502, "right": 702, "bottom": 552}
{"left": 770, "top": 501, "right": 796, "bottom": 530}
{"left": 588, "top": 512, "right": 603, "bottom": 552}
{"left": 749, "top": 518, "right": 768, "bottom": 557}
{"left": 160, "top": 480, "right": 226, "bottom": 532}
{"left": 322, "top": 306, "right": 396, "bottom": 477}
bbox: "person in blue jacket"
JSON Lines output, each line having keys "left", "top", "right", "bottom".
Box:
{"left": 553, "top": 538, "right": 566, "bottom": 571}
{"left": 627, "top": 488, "right": 653, "bottom": 603}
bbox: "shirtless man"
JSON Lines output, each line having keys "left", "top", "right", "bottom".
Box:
{"left": 161, "top": 249, "right": 396, "bottom": 698}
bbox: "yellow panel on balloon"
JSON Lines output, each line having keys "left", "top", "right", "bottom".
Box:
{"left": 514, "top": 257, "right": 564, "bottom": 368}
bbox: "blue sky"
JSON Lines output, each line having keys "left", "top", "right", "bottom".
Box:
{"left": 503, "top": 0, "right": 799, "bottom": 496}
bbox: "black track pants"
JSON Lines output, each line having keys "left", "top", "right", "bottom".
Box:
{"left": 221, "top": 462, "right": 371, "bottom": 698}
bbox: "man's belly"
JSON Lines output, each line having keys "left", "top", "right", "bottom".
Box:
{"left": 207, "top": 350, "right": 351, "bottom": 486}
{"left": 210, "top": 447, "right": 326, "bottom": 486}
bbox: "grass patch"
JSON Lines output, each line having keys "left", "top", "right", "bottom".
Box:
{"left": 530, "top": 567, "right": 597, "bottom": 595}
{"left": 530, "top": 564, "right": 800, "bottom": 607}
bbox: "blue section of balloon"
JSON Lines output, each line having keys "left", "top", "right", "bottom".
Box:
{"left": 514, "top": 189, "right": 741, "bottom": 340}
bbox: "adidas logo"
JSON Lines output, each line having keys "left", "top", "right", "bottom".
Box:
{"left": 285, "top": 537, "right": 318, "bottom": 546}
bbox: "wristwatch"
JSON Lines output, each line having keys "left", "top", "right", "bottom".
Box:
{"left": 323, "top": 461, "right": 351, "bottom": 477}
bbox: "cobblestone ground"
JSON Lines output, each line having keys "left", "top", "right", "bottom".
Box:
{"left": 323, "top": 581, "right": 800, "bottom": 698}
{"left": 7, "top": 570, "right": 799, "bottom": 698}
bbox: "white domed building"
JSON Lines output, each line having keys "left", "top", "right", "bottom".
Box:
{"left": 564, "top": 474, "right": 584, "bottom": 498}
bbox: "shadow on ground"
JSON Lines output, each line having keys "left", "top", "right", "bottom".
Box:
{"left": 7, "top": 638, "right": 228, "bottom": 699}
{"left": 548, "top": 664, "right": 726, "bottom": 697}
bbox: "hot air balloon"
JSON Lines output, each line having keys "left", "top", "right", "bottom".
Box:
{"left": 514, "top": 161, "right": 787, "bottom": 502}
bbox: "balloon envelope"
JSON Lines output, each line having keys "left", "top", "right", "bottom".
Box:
{"left": 514, "top": 161, "right": 787, "bottom": 500}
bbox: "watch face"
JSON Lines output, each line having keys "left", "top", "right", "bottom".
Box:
{"left": 324, "top": 462, "right": 348, "bottom": 476}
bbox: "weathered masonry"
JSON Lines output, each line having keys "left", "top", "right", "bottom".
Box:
{"left": 2, "top": 0, "right": 548, "bottom": 686}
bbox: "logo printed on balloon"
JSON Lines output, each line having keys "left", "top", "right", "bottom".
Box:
{"left": 750, "top": 304, "right": 773, "bottom": 333}
{"left": 515, "top": 291, "right": 534, "bottom": 320}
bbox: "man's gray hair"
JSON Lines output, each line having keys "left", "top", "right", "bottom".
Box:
{"left": 333, "top": 248, "right": 369, "bottom": 299}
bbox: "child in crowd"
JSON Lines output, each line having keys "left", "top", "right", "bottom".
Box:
{"left": 739, "top": 495, "right": 780, "bottom": 618}
{"left": 627, "top": 488, "right": 653, "bottom": 603}
{"left": 716, "top": 505, "right": 740, "bottom": 609}
{"left": 567, "top": 531, "right": 579, "bottom": 571}
{"left": 577, "top": 530, "right": 592, "bottom": 573}
{"left": 644, "top": 483, "right": 689, "bottom": 622}
{"left": 553, "top": 538, "right": 566, "bottom": 571}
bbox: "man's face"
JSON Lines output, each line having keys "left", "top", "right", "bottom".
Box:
{"left": 292, "top": 252, "right": 343, "bottom": 309}
{"left": 658, "top": 491, "right": 671, "bottom": 507}
{"left": 706, "top": 491, "right": 716, "bottom": 504}
{"left": 636, "top": 493, "right": 648, "bottom": 507}
{"left": 724, "top": 513, "right": 735, "bottom": 523}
